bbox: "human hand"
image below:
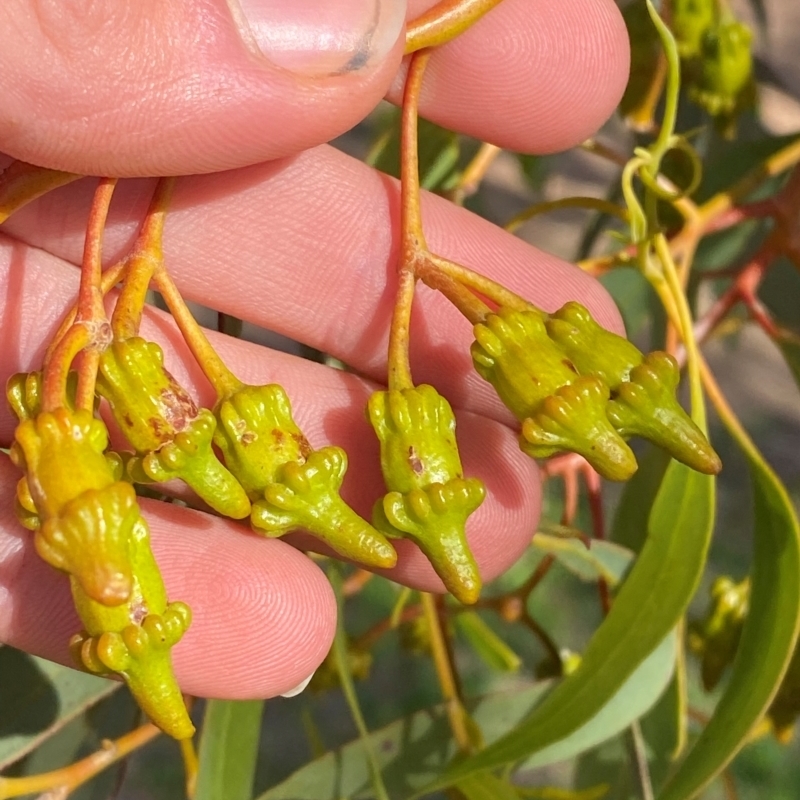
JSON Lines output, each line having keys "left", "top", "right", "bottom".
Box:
{"left": 0, "top": 0, "right": 630, "bottom": 700}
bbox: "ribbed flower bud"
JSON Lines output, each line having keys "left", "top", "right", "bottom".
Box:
{"left": 606, "top": 352, "right": 721, "bottom": 474}
{"left": 10, "top": 407, "right": 192, "bottom": 739}
{"left": 215, "top": 383, "right": 396, "bottom": 569}
{"left": 689, "top": 576, "right": 749, "bottom": 692}
{"left": 368, "top": 385, "right": 485, "bottom": 603}
{"left": 471, "top": 306, "right": 635, "bottom": 480}
{"left": 96, "top": 337, "right": 250, "bottom": 519}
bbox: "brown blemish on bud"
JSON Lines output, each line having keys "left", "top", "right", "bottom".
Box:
{"left": 158, "top": 371, "right": 198, "bottom": 433}
{"left": 294, "top": 433, "right": 312, "bottom": 461}
{"left": 130, "top": 600, "right": 148, "bottom": 625}
{"left": 562, "top": 359, "right": 578, "bottom": 373}
{"left": 408, "top": 446, "right": 424, "bottom": 475}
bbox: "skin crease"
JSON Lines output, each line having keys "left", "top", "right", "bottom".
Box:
{"left": 0, "top": 0, "right": 630, "bottom": 699}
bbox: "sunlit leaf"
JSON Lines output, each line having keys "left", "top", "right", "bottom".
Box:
{"left": 417, "top": 461, "right": 714, "bottom": 794}
{"left": 656, "top": 455, "right": 800, "bottom": 800}
{"left": 195, "top": 700, "right": 264, "bottom": 800}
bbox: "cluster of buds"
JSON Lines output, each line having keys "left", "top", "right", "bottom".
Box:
{"left": 5, "top": 286, "right": 723, "bottom": 740}
{"left": 7, "top": 380, "right": 194, "bottom": 740}
{"left": 367, "top": 384, "right": 486, "bottom": 604}
{"left": 689, "top": 575, "right": 800, "bottom": 743}
{"left": 214, "top": 382, "right": 397, "bottom": 568}
{"left": 671, "top": 0, "right": 754, "bottom": 125}
{"left": 688, "top": 576, "right": 750, "bottom": 692}
{"left": 471, "top": 301, "right": 721, "bottom": 481}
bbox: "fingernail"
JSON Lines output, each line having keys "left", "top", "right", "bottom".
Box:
{"left": 279, "top": 671, "right": 315, "bottom": 698}
{"left": 228, "top": 0, "right": 407, "bottom": 76}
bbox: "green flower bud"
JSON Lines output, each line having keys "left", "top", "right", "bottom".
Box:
{"left": 132, "top": 409, "right": 250, "bottom": 519}
{"left": 37, "top": 482, "right": 140, "bottom": 606}
{"left": 368, "top": 385, "right": 485, "bottom": 603}
{"left": 71, "top": 597, "right": 194, "bottom": 740}
{"left": 97, "top": 338, "right": 196, "bottom": 451}
{"left": 70, "top": 513, "right": 193, "bottom": 740}
{"left": 11, "top": 408, "right": 111, "bottom": 517}
{"left": 367, "top": 383, "right": 463, "bottom": 493}
{"left": 671, "top": 0, "right": 717, "bottom": 58}
{"left": 11, "top": 407, "right": 193, "bottom": 738}
{"left": 606, "top": 352, "right": 721, "bottom": 474}
{"left": 97, "top": 337, "right": 250, "bottom": 519}
{"left": 251, "top": 446, "right": 397, "bottom": 569}
{"left": 10, "top": 409, "right": 141, "bottom": 603}
{"left": 689, "top": 576, "right": 749, "bottom": 692}
{"left": 545, "top": 301, "right": 643, "bottom": 388}
{"left": 471, "top": 307, "right": 578, "bottom": 420}
{"left": 213, "top": 383, "right": 310, "bottom": 499}
{"left": 521, "top": 377, "right": 637, "bottom": 482}
{"left": 6, "top": 370, "right": 85, "bottom": 422}
{"left": 374, "top": 479, "right": 485, "bottom": 605}
{"left": 691, "top": 21, "right": 753, "bottom": 116}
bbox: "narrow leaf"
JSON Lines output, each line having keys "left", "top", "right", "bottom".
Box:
{"left": 516, "top": 633, "right": 676, "bottom": 773}
{"left": 454, "top": 611, "right": 521, "bottom": 672}
{"left": 610, "top": 445, "right": 670, "bottom": 554}
{"left": 259, "top": 628, "right": 676, "bottom": 800}
{"left": 194, "top": 699, "right": 264, "bottom": 800}
{"left": 417, "top": 461, "right": 714, "bottom": 794}
{"left": 259, "top": 683, "right": 552, "bottom": 800}
{"left": 657, "top": 457, "right": 800, "bottom": 800}
{"left": 532, "top": 535, "right": 634, "bottom": 586}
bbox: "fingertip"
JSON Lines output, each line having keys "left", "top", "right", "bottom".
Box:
{"left": 396, "top": 0, "right": 631, "bottom": 154}
{"left": 147, "top": 504, "right": 337, "bottom": 699}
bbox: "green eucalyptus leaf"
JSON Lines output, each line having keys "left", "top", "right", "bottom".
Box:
{"left": 257, "top": 682, "right": 551, "bottom": 800}
{"left": 515, "top": 632, "right": 676, "bottom": 774}
{"left": 531, "top": 535, "right": 634, "bottom": 586}
{"left": 610, "top": 445, "right": 671, "bottom": 554}
{"left": 195, "top": 699, "right": 264, "bottom": 800}
{"left": 416, "top": 460, "right": 714, "bottom": 794}
{"left": 260, "top": 630, "right": 676, "bottom": 800}
{"left": 656, "top": 455, "right": 800, "bottom": 800}
{"left": 454, "top": 611, "right": 521, "bottom": 673}
{"left": 0, "top": 650, "right": 119, "bottom": 771}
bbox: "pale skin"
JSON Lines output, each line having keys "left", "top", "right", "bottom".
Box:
{"left": 0, "top": 0, "right": 630, "bottom": 699}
